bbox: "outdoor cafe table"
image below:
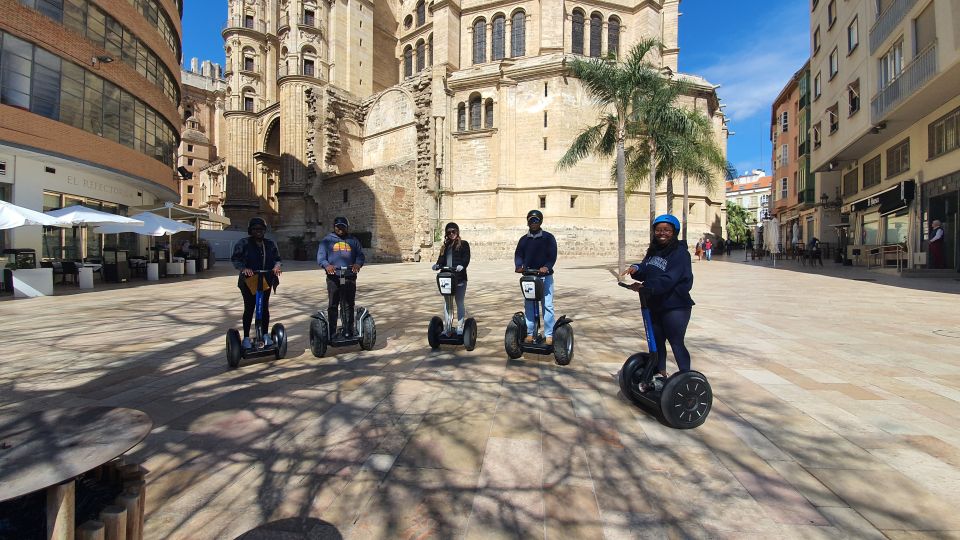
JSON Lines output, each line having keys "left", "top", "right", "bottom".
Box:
{"left": 0, "top": 407, "right": 152, "bottom": 538}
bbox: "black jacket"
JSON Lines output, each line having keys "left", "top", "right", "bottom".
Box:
{"left": 435, "top": 240, "right": 471, "bottom": 281}
{"left": 231, "top": 237, "right": 281, "bottom": 289}
{"left": 629, "top": 242, "right": 694, "bottom": 312}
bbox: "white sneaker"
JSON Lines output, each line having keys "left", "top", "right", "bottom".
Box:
{"left": 456, "top": 320, "right": 464, "bottom": 335}
{"left": 241, "top": 337, "right": 252, "bottom": 349}
{"left": 262, "top": 334, "right": 273, "bottom": 347}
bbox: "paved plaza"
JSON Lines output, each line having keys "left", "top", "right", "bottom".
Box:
{"left": 2, "top": 255, "right": 960, "bottom": 539}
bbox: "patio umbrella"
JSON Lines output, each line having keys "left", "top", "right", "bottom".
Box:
{"left": 0, "top": 200, "right": 65, "bottom": 229}
{"left": 95, "top": 212, "right": 195, "bottom": 236}
{"left": 45, "top": 205, "right": 143, "bottom": 227}
{"left": 768, "top": 217, "right": 781, "bottom": 254}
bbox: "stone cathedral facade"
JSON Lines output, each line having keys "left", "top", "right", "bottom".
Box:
{"left": 219, "top": 0, "right": 728, "bottom": 261}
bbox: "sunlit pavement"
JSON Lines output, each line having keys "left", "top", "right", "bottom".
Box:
{"left": 3, "top": 256, "right": 960, "bottom": 539}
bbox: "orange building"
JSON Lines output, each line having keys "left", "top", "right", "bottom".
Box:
{"left": 0, "top": 0, "right": 183, "bottom": 258}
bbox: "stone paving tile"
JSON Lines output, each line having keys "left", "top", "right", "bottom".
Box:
{"left": 4, "top": 259, "right": 960, "bottom": 538}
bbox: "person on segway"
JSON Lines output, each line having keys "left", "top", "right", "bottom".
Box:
{"left": 431, "top": 222, "right": 471, "bottom": 336}
{"left": 231, "top": 217, "right": 282, "bottom": 350}
{"left": 316, "top": 216, "right": 365, "bottom": 337}
{"left": 619, "top": 214, "right": 694, "bottom": 391}
{"left": 514, "top": 209, "right": 558, "bottom": 345}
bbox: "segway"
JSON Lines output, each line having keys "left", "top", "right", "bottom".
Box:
{"left": 226, "top": 270, "right": 288, "bottom": 368}
{"left": 427, "top": 266, "right": 477, "bottom": 350}
{"left": 309, "top": 266, "right": 376, "bottom": 357}
{"left": 504, "top": 269, "right": 573, "bottom": 365}
{"left": 616, "top": 282, "right": 712, "bottom": 429}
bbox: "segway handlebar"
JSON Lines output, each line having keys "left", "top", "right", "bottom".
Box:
{"left": 618, "top": 281, "right": 651, "bottom": 307}
{"left": 332, "top": 265, "right": 358, "bottom": 279}
{"left": 521, "top": 268, "right": 547, "bottom": 276}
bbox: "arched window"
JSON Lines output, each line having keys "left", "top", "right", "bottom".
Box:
{"left": 571, "top": 10, "right": 584, "bottom": 55}
{"left": 428, "top": 34, "right": 433, "bottom": 66}
{"left": 469, "top": 95, "right": 482, "bottom": 130}
{"left": 416, "top": 1, "right": 426, "bottom": 27}
{"left": 484, "top": 98, "right": 494, "bottom": 128}
{"left": 590, "top": 12, "right": 602, "bottom": 57}
{"left": 404, "top": 15, "right": 413, "bottom": 29}
{"left": 242, "top": 87, "right": 256, "bottom": 112}
{"left": 457, "top": 103, "right": 465, "bottom": 131}
{"left": 403, "top": 46, "right": 413, "bottom": 77}
{"left": 242, "top": 46, "right": 256, "bottom": 71}
{"left": 492, "top": 15, "right": 505, "bottom": 61}
{"left": 416, "top": 39, "right": 425, "bottom": 72}
{"left": 302, "top": 46, "right": 317, "bottom": 77}
{"left": 511, "top": 10, "right": 525, "bottom": 57}
{"left": 473, "top": 18, "right": 486, "bottom": 64}
{"left": 608, "top": 16, "right": 621, "bottom": 58}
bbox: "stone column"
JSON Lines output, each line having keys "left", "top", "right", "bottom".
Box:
{"left": 505, "top": 19, "right": 512, "bottom": 59}
{"left": 222, "top": 111, "right": 260, "bottom": 227}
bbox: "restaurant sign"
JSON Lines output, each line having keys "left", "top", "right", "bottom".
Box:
{"left": 849, "top": 180, "right": 915, "bottom": 215}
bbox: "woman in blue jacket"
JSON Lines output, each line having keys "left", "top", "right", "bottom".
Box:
{"left": 620, "top": 214, "right": 694, "bottom": 385}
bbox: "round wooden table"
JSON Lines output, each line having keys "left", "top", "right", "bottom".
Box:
{"left": 0, "top": 407, "right": 152, "bottom": 539}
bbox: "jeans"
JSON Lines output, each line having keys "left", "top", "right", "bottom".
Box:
{"left": 650, "top": 308, "right": 692, "bottom": 372}
{"left": 240, "top": 286, "right": 271, "bottom": 338}
{"left": 444, "top": 281, "right": 468, "bottom": 324}
{"left": 524, "top": 274, "right": 555, "bottom": 337}
{"left": 705, "top": 248, "right": 712, "bottom": 261}
{"left": 326, "top": 275, "right": 357, "bottom": 335}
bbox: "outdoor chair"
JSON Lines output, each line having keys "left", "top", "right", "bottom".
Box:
{"left": 60, "top": 261, "right": 80, "bottom": 285}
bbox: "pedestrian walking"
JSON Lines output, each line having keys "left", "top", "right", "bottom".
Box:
{"left": 695, "top": 240, "right": 703, "bottom": 261}
{"left": 704, "top": 238, "right": 713, "bottom": 261}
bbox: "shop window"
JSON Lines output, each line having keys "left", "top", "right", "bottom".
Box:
{"left": 886, "top": 138, "right": 909, "bottom": 177}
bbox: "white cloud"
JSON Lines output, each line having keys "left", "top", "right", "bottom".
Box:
{"left": 690, "top": 3, "right": 810, "bottom": 123}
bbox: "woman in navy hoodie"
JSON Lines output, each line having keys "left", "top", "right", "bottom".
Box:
{"left": 620, "top": 214, "right": 694, "bottom": 384}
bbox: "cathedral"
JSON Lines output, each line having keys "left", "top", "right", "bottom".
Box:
{"left": 216, "top": 0, "right": 728, "bottom": 261}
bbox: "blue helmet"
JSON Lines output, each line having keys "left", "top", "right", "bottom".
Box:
{"left": 652, "top": 214, "right": 681, "bottom": 233}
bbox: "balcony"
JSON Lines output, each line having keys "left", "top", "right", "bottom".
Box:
{"left": 870, "top": 0, "right": 918, "bottom": 54}
{"left": 278, "top": 13, "right": 290, "bottom": 32}
{"left": 871, "top": 41, "right": 938, "bottom": 124}
{"left": 223, "top": 18, "right": 267, "bottom": 35}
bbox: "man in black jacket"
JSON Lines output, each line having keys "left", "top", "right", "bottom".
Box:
{"left": 514, "top": 210, "right": 558, "bottom": 345}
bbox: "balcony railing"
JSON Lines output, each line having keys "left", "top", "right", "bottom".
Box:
{"left": 223, "top": 18, "right": 266, "bottom": 34}
{"left": 870, "top": 0, "right": 918, "bottom": 54}
{"left": 871, "top": 41, "right": 938, "bottom": 123}
{"left": 278, "top": 13, "right": 290, "bottom": 31}
{"left": 278, "top": 63, "right": 323, "bottom": 80}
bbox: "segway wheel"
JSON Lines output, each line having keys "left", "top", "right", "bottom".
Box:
{"left": 504, "top": 320, "right": 523, "bottom": 360}
{"left": 427, "top": 316, "right": 443, "bottom": 349}
{"left": 271, "top": 323, "right": 287, "bottom": 359}
{"left": 463, "top": 318, "right": 478, "bottom": 351}
{"left": 359, "top": 314, "right": 377, "bottom": 350}
{"left": 552, "top": 324, "right": 574, "bottom": 366}
{"left": 660, "top": 371, "right": 713, "bottom": 429}
{"left": 618, "top": 353, "right": 651, "bottom": 406}
{"left": 309, "top": 317, "right": 328, "bottom": 358}
{"left": 226, "top": 328, "right": 242, "bottom": 369}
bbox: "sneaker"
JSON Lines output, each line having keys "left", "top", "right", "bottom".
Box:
{"left": 545, "top": 337, "right": 553, "bottom": 346}
{"left": 523, "top": 336, "right": 535, "bottom": 344}
{"left": 241, "top": 337, "right": 252, "bottom": 349}
{"left": 456, "top": 320, "right": 464, "bottom": 336}
{"left": 652, "top": 376, "right": 666, "bottom": 392}
{"left": 262, "top": 334, "right": 273, "bottom": 347}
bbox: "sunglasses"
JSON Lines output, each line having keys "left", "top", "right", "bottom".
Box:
{"left": 528, "top": 218, "right": 541, "bottom": 224}
{"left": 446, "top": 229, "right": 458, "bottom": 234}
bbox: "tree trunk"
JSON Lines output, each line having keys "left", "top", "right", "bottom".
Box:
{"left": 648, "top": 142, "right": 658, "bottom": 242}
{"left": 666, "top": 175, "right": 674, "bottom": 215}
{"left": 616, "top": 136, "right": 626, "bottom": 273}
{"left": 682, "top": 173, "right": 689, "bottom": 242}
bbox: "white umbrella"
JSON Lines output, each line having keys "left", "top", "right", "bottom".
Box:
{"left": 95, "top": 212, "right": 195, "bottom": 236}
{"left": 45, "top": 205, "right": 143, "bottom": 227}
{"left": 0, "top": 200, "right": 65, "bottom": 229}
{"left": 768, "top": 217, "right": 781, "bottom": 253}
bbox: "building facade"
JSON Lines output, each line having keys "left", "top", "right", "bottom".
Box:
{"left": 178, "top": 58, "right": 227, "bottom": 219}
{"left": 0, "top": 0, "right": 183, "bottom": 258}
{"left": 218, "top": 0, "right": 729, "bottom": 261}
{"left": 810, "top": 0, "right": 960, "bottom": 270}
{"left": 726, "top": 170, "right": 772, "bottom": 225}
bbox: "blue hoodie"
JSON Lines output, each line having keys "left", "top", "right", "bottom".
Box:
{"left": 629, "top": 242, "right": 694, "bottom": 312}
{"left": 316, "top": 232, "right": 366, "bottom": 270}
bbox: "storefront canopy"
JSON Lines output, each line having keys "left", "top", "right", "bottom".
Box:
{"left": 849, "top": 180, "right": 916, "bottom": 216}
{"left": 132, "top": 203, "right": 230, "bottom": 229}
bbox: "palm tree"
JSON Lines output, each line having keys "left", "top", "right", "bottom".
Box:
{"left": 623, "top": 107, "right": 726, "bottom": 242}
{"left": 557, "top": 39, "right": 688, "bottom": 271}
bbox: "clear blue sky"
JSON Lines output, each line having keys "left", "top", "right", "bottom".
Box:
{"left": 182, "top": 0, "right": 810, "bottom": 178}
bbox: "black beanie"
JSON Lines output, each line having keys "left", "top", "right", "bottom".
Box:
{"left": 444, "top": 222, "right": 459, "bottom": 232}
